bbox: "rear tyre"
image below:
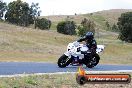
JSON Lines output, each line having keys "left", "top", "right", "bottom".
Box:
{"left": 57, "top": 54, "right": 71, "bottom": 68}
{"left": 85, "top": 54, "right": 100, "bottom": 68}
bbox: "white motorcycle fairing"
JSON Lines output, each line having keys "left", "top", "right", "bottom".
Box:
{"left": 64, "top": 42, "right": 105, "bottom": 59}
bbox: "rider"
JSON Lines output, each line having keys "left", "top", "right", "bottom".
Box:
{"left": 77, "top": 32, "right": 97, "bottom": 55}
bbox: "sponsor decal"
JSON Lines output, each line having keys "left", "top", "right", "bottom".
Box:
{"left": 76, "top": 66, "right": 131, "bottom": 85}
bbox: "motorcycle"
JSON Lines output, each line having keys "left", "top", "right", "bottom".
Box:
{"left": 57, "top": 41, "right": 105, "bottom": 68}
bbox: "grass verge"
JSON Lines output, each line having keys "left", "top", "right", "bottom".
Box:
{"left": 0, "top": 73, "right": 131, "bottom": 88}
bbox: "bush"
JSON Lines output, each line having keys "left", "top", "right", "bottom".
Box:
{"left": 117, "top": 12, "right": 132, "bottom": 42}
{"left": 105, "top": 21, "right": 111, "bottom": 30}
{"left": 36, "top": 18, "right": 51, "bottom": 30}
{"left": 78, "top": 26, "right": 87, "bottom": 36}
{"left": 57, "top": 21, "right": 76, "bottom": 35}
{"left": 111, "top": 24, "right": 119, "bottom": 32}
{"left": 78, "top": 18, "right": 95, "bottom": 36}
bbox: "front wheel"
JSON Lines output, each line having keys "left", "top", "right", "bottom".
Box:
{"left": 57, "top": 54, "right": 71, "bottom": 68}
{"left": 85, "top": 54, "right": 100, "bottom": 68}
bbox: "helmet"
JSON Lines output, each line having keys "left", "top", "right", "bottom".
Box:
{"left": 85, "top": 32, "right": 94, "bottom": 40}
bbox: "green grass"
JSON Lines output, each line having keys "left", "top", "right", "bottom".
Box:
{"left": 0, "top": 74, "right": 77, "bottom": 88}
{"left": 0, "top": 73, "right": 131, "bottom": 88}
{"left": 50, "top": 22, "right": 58, "bottom": 30}
{"left": 83, "top": 14, "right": 106, "bottom": 30}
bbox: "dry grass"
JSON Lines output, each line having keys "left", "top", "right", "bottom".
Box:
{"left": 0, "top": 22, "right": 77, "bottom": 62}
{"left": 42, "top": 15, "right": 86, "bottom": 24}
{"left": 43, "top": 9, "right": 132, "bottom": 31}
{"left": 100, "top": 43, "right": 132, "bottom": 64}
{"left": 0, "top": 10, "right": 132, "bottom": 64}
{"left": 94, "top": 9, "right": 132, "bottom": 24}
{"left": 43, "top": 9, "right": 132, "bottom": 24}
{"left": 0, "top": 22, "right": 132, "bottom": 64}
{"left": 96, "top": 30, "right": 132, "bottom": 64}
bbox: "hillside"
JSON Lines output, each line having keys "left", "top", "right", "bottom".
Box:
{"left": 0, "top": 9, "right": 132, "bottom": 64}
{"left": 44, "top": 9, "right": 132, "bottom": 30}
{"left": 0, "top": 22, "right": 77, "bottom": 62}
{"left": 93, "top": 9, "right": 132, "bottom": 23}
{"left": 88, "top": 9, "right": 132, "bottom": 29}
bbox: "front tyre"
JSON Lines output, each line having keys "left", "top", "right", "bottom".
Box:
{"left": 86, "top": 54, "right": 100, "bottom": 68}
{"left": 57, "top": 54, "right": 71, "bottom": 68}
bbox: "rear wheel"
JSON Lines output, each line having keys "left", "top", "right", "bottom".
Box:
{"left": 57, "top": 54, "right": 71, "bottom": 68}
{"left": 85, "top": 54, "right": 100, "bottom": 68}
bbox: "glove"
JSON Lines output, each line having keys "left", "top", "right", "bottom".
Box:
{"left": 73, "top": 41, "right": 79, "bottom": 47}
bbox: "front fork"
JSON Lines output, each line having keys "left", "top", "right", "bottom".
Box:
{"left": 64, "top": 51, "right": 72, "bottom": 58}
{"left": 64, "top": 51, "right": 83, "bottom": 66}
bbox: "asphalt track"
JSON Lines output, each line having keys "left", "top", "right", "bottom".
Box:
{"left": 0, "top": 62, "right": 132, "bottom": 75}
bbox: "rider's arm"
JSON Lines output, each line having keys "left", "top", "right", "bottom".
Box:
{"left": 77, "top": 36, "right": 86, "bottom": 42}
{"left": 89, "top": 40, "right": 97, "bottom": 54}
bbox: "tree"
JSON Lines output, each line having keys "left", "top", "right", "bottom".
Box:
{"left": 117, "top": 12, "right": 132, "bottom": 42}
{"left": 5, "top": 0, "right": 41, "bottom": 27}
{"left": 78, "top": 18, "right": 96, "bottom": 36}
{"left": 5, "top": 0, "right": 30, "bottom": 26}
{"left": 0, "top": 1, "right": 7, "bottom": 20}
{"left": 57, "top": 21, "right": 76, "bottom": 35}
{"left": 29, "top": 2, "right": 41, "bottom": 28}
{"left": 35, "top": 18, "right": 51, "bottom": 30}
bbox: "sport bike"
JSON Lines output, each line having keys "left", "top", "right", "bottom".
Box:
{"left": 57, "top": 41, "right": 105, "bottom": 68}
